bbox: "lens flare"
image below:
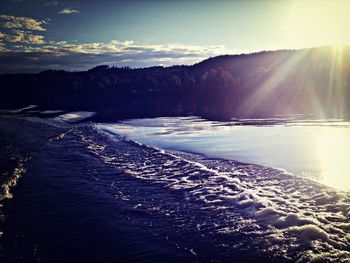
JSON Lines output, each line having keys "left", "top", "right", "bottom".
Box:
{"left": 239, "top": 45, "right": 349, "bottom": 118}
{"left": 318, "top": 127, "right": 350, "bottom": 190}
{"left": 285, "top": 0, "right": 350, "bottom": 48}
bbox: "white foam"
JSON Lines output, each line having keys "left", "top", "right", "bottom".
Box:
{"left": 57, "top": 111, "right": 95, "bottom": 122}
{"left": 79, "top": 123, "right": 350, "bottom": 261}
{"left": 40, "top": 110, "right": 65, "bottom": 114}
{"left": 288, "top": 224, "right": 343, "bottom": 247}
{"left": 0, "top": 105, "right": 38, "bottom": 114}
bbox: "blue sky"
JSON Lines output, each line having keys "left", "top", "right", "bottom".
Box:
{"left": 0, "top": 0, "right": 349, "bottom": 73}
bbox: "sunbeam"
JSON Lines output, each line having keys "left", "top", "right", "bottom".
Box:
{"left": 239, "top": 46, "right": 350, "bottom": 119}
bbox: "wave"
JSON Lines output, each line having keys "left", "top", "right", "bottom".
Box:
{"left": 0, "top": 140, "right": 29, "bottom": 201}
{"left": 1, "top": 115, "right": 349, "bottom": 262}
{"left": 65, "top": 123, "right": 350, "bottom": 262}
{"left": 0, "top": 132, "right": 29, "bottom": 260}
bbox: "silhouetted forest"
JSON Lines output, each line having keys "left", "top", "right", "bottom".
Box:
{"left": 1, "top": 46, "right": 349, "bottom": 121}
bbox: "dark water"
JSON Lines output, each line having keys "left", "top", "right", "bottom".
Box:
{"left": 0, "top": 115, "right": 350, "bottom": 262}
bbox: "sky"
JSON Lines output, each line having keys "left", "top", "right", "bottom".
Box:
{"left": 0, "top": 0, "right": 349, "bottom": 73}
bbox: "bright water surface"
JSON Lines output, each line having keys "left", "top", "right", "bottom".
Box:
{"left": 99, "top": 117, "right": 350, "bottom": 190}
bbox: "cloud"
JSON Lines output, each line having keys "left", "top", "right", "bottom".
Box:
{"left": 44, "top": 40, "right": 228, "bottom": 58}
{"left": 44, "top": 1, "right": 59, "bottom": 6}
{"left": 59, "top": 8, "right": 79, "bottom": 14}
{"left": 0, "top": 14, "right": 47, "bottom": 31}
{"left": 27, "top": 34, "right": 45, "bottom": 44}
{"left": 0, "top": 15, "right": 47, "bottom": 46}
{"left": 0, "top": 42, "right": 7, "bottom": 52}
{"left": 1, "top": 30, "right": 45, "bottom": 44}
{"left": 6, "top": 30, "right": 25, "bottom": 42}
{"left": 0, "top": 40, "right": 232, "bottom": 73}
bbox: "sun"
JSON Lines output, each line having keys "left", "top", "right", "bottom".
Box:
{"left": 285, "top": 0, "right": 350, "bottom": 49}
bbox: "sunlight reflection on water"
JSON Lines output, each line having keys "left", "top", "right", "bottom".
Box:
{"left": 318, "top": 128, "right": 350, "bottom": 190}
{"left": 99, "top": 117, "right": 350, "bottom": 191}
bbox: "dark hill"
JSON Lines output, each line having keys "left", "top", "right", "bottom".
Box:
{"left": 1, "top": 46, "right": 349, "bottom": 121}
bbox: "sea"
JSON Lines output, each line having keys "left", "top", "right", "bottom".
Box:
{"left": 0, "top": 108, "right": 349, "bottom": 262}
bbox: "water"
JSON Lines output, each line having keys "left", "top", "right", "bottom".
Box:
{"left": 1, "top": 114, "right": 350, "bottom": 262}
{"left": 98, "top": 117, "right": 350, "bottom": 191}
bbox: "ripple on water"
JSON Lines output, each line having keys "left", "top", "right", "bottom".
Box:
{"left": 67, "top": 124, "right": 350, "bottom": 262}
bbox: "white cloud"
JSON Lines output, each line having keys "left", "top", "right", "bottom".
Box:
{"left": 1, "top": 30, "right": 45, "bottom": 44}
{"left": 0, "top": 38, "right": 233, "bottom": 72}
{"left": 0, "top": 15, "right": 47, "bottom": 45}
{"left": 6, "top": 30, "right": 25, "bottom": 42}
{"left": 59, "top": 8, "right": 79, "bottom": 15}
{"left": 0, "top": 14, "right": 47, "bottom": 31}
{"left": 43, "top": 40, "right": 228, "bottom": 58}
{"left": 27, "top": 34, "right": 45, "bottom": 44}
{"left": 0, "top": 41, "right": 8, "bottom": 52}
